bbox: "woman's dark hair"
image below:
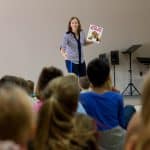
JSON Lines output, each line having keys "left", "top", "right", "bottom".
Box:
{"left": 87, "top": 57, "right": 110, "bottom": 87}
{"left": 36, "top": 66, "right": 63, "bottom": 99}
{"left": 67, "top": 17, "right": 82, "bottom": 35}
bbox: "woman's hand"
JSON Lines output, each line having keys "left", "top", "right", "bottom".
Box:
{"left": 60, "top": 48, "right": 67, "bottom": 59}
{"left": 85, "top": 38, "right": 102, "bottom": 46}
{"left": 85, "top": 40, "right": 94, "bottom": 46}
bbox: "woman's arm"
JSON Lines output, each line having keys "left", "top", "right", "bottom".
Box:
{"left": 85, "top": 40, "right": 94, "bottom": 46}
{"left": 82, "top": 31, "right": 94, "bottom": 46}
{"left": 60, "top": 33, "right": 68, "bottom": 59}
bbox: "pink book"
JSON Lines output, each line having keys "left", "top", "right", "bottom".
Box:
{"left": 87, "top": 24, "right": 103, "bottom": 44}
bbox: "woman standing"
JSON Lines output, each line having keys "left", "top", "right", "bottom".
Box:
{"left": 60, "top": 17, "right": 93, "bottom": 77}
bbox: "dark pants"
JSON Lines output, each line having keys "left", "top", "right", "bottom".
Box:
{"left": 124, "top": 105, "right": 136, "bottom": 129}
{"left": 65, "top": 60, "right": 86, "bottom": 77}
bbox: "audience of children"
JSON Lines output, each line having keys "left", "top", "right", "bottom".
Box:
{"left": 0, "top": 56, "right": 150, "bottom": 150}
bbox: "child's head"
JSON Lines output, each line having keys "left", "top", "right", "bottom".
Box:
{"left": 34, "top": 76, "right": 80, "bottom": 150}
{"left": 125, "top": 124, "right": 150, "bottom": 150}
{"left": 43, "top": 75, "right": 80, "bottom": 115}
{"left": 135, "top": 125, "right": 150, "bottom": 150}
{"left": 0, "top": 84, "right": 35, "bottom": 146}
{"left": 36, "top": 66, "right": 63, "bottom": 100}
{"left": 67, "top": 73, "right": 78, "bottom": 80}
{"left": 87, "top": 57, "right": 111, "bottom": 88}
{"left": 141, "top": 71, "right": 150, "bottom": 125}
{"left": 79, "top": 76, "right": 90, "bottom": 91}
{"left": 0, "top": 75, "right": 29, "bottom": 95}
{"left": 125, "top": 121, "right": 140, "bottom": 150}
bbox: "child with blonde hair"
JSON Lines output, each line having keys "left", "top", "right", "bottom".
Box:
{"left": 33, "top": 76, "right": 80, "bottom": 150}
{"left": 0, "top": 84, "right": 35, "bottom": 150}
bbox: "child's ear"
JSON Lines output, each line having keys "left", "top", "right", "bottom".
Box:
{"left": 106, "top": 76, "right": 112, "bottom": 90}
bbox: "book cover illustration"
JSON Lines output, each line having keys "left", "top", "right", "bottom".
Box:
{"left": 87, "top": 24, "right": 103, "bottom": 44}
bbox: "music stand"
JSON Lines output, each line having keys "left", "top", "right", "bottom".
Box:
{"left": 122, "top": 44, "right": 142, "bottom": 96}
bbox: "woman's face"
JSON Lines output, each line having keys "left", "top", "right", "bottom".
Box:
{"left": 70, "top": 18, "right": 79, "bottom": 32}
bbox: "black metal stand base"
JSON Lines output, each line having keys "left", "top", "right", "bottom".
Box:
{"left": 122, "top": 83, "right": 140, "bottom": 96}
{"left": 122, "top": 45, "right": 142, "bottom": 96}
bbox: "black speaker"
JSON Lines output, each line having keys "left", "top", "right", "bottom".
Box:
{"left": 111, "top": 50, "right": 119, "bottom": 65}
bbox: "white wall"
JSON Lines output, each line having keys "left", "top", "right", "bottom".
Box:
{"left": 0, "top": 0, "right": 150, "bottom": 92}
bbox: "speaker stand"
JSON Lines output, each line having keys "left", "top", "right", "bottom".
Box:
{"left": 113, "top": 64, "right": 116, "bottom": 87}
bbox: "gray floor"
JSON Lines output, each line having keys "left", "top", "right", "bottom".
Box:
{"left": 124, "top": 95, "right": 141, "bottom": 106}
{"left": 123, "top": 95, "right": 141, "bottom": 111}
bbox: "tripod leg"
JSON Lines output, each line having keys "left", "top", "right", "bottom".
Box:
{"left": 122, "top": 84, "right": 130, "bottom": 95}
{"left": 130, "top": 83, "right": 133, "bottom": 96}
{"left": 132, "top": 84, "right": 141, "bottom": 95}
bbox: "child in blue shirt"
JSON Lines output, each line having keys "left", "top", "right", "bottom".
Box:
{"left": 79, "top": 57, "right": 125, "bottom": 131}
